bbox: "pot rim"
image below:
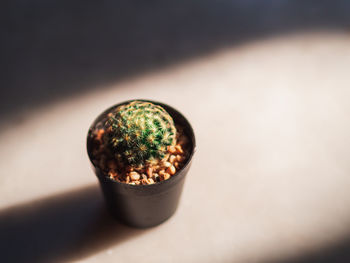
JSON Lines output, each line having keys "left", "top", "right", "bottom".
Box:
{"left": 87, "top": 99, "right": 196, "bottom": 189}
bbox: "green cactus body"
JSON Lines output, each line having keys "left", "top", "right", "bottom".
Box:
{"left": 105, "top": 101, "right": 176, "bottom": 166}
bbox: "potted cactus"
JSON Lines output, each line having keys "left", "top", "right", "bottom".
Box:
{"left": 87, "top": 100, "right": 195, "bottom": 228}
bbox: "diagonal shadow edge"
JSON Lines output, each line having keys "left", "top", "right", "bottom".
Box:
{"left": 262, "top": 236, "right": 350, "bottom": 263}
{"left": 2, "top": 0, "right": 350, "bottom": 125}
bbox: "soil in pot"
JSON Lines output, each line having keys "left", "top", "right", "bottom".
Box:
{"left": 89, "top": 101, "right": 191, "bottom": 185}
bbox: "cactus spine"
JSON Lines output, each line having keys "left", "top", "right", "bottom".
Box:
{"left": 105, "top": 101, "right": 176, "bottom": 166}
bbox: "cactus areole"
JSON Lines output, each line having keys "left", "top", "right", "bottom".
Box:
{"left": 104, "top": 100, "right": 177, "bottom": 167}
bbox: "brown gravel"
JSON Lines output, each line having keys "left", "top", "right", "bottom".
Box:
{"left": 90, "top": 125, "right": 190, "bottom": 185}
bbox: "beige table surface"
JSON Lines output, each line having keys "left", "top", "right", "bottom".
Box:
{"left": 1, "top": 32, "right": 350, "bottom": 262}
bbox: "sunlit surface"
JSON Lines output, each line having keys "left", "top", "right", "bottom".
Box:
{"left": 1, "top": 32, "right": 350, "bottom": 262}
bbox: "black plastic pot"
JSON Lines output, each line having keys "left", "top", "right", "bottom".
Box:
{"left": 87, "top": 100, "right": 196, "bottom": 228}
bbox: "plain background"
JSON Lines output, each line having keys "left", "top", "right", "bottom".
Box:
{"left": 1, "top": 1, "right": 350, "bottom": 262}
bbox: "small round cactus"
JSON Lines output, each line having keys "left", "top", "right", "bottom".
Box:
{"left": 105, "top": 100, "right": 177, "bottom": 166}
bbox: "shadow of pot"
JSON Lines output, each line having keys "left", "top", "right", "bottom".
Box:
{"left": 87, "top": 100, "right": 196, "bottom": 228}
